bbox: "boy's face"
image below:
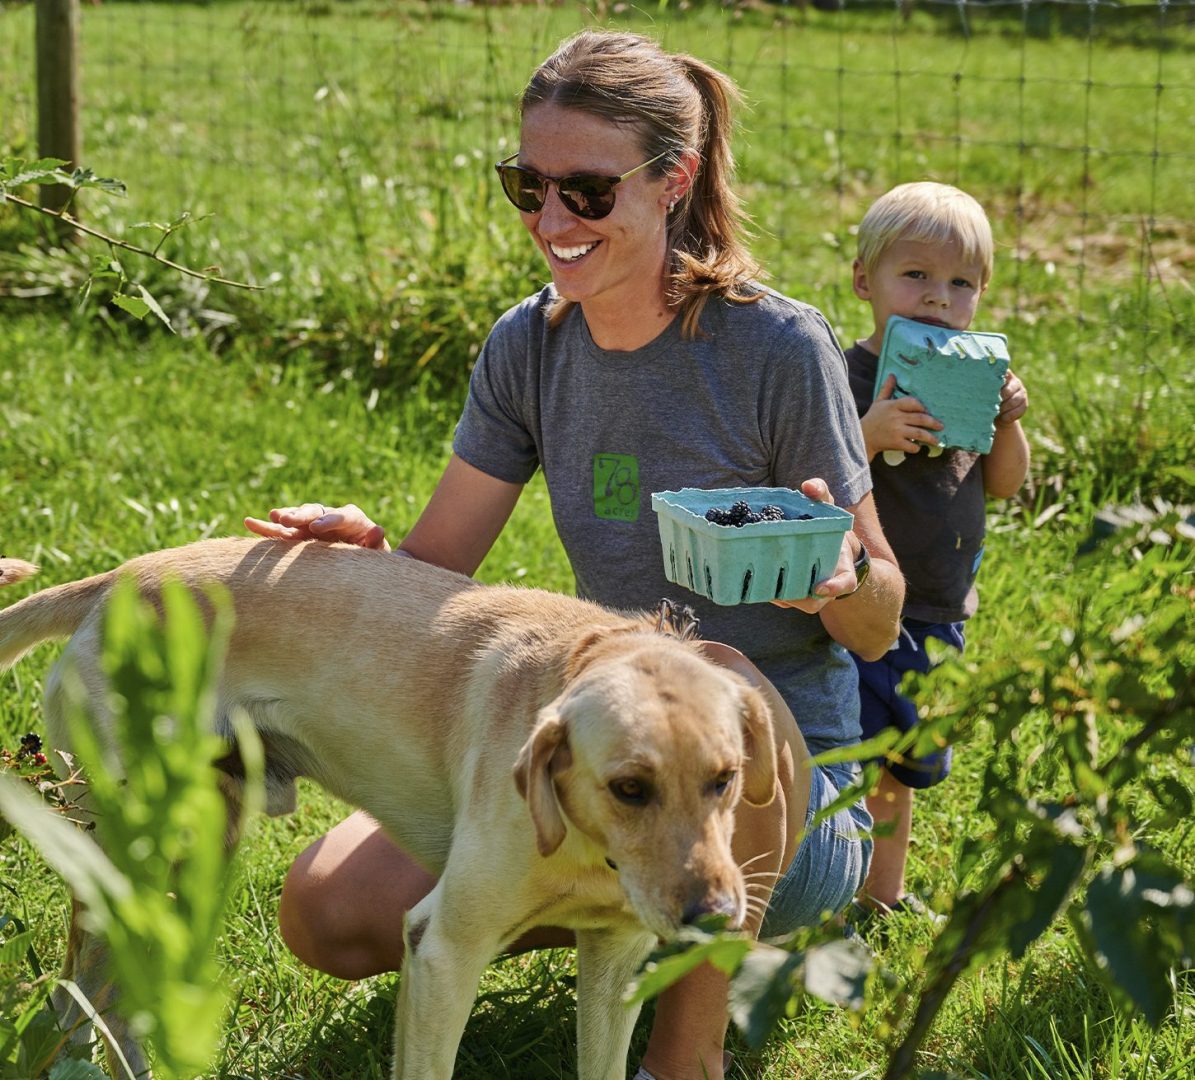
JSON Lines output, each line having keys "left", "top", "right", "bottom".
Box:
{"left": 853, "top": 237, "right": 987, "bottom": 353}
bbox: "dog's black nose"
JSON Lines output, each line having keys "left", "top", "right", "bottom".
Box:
{"left": 681, "top": 898, "right": 738, "bottom": 926}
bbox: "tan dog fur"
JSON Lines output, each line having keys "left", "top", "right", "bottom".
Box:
{"left": 0, "top": 538, "right": 777, "bottom": 1080}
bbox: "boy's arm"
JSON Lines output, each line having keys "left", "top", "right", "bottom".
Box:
{"left": 982, "top": 369, "right": 1030, "bottom": 499}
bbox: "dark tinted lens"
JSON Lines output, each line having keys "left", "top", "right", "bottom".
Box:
{"left": 558, "top": 176, "right": 617, "bottom": 220}
{"left": 499, "top": 167, "right": 546, "bottom": 212}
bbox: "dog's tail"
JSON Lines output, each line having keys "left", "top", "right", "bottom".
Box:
{"left": 0, "top": 559, "right": 116, "bottom": 671}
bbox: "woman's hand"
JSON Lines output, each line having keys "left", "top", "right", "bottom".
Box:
{"left": 244, "top": 503, "right": 390, "bottom": 551}
{"left": 770, "top": 478, "right": 864, "bottom": 614}
{"left": 861, "top": 373, "right": 944, "bottom": 458}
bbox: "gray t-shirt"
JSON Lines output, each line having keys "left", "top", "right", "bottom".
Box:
{"left": 454, "top": 285, "right": 872, "bottom": 752}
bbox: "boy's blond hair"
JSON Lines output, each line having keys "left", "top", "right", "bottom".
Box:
{"left": 856, "top": 181, "right": 994, "bottom": 285}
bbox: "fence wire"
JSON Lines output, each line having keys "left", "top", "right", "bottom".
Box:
{"left": 1, "top": 0, "right": 1191, "bottom": 370}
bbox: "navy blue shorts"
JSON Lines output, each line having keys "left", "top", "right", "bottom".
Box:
{"left": 853, "top": 619, "right": 965, "bottom": 790}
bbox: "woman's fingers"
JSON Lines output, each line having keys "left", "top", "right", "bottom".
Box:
{"left": 245, "top": 503, "right": 388, "bottom": 549}
{"left": 244, "top": 516, "right": 304, "bottom": 539}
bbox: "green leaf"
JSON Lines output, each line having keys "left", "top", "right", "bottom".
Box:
{"left": 624, "top": 926, "right": 752, "bottom": 1006}
{"left": 0, "top": 929, "right": 34, "bottom": 966}
{"left": 0, "top": 773, "right": 130, "bottom": 923}
{"left": 65, "top": 167, "right": 127, "bottom": 197}
{"left": 110, "top": 294, "right": 150, "bottom": 321}
{"left": 728, "top": 943, "right": 804, "bottom": 1048}
{"left": 134, "top": 284, "right": 175, "bottom": 333}
{"left": 49, "top": 1059, "right": 109, "bottom": 1080}
{"left": 1008, "top": 842, "right": 1087, "bottom": 958}
{"left": 801, "top": 938, "right": 871, "bottom": 1008}
{"left": 1083, "top": 861, "right": 1192, "bottom": 1025}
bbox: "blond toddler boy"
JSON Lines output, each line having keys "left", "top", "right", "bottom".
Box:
{"left": 844, "top": 182, "right": 1030, "bottom": 916}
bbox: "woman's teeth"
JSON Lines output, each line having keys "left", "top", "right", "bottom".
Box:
{"left": 550, "top": 241, "right": 597, "bottom": 262}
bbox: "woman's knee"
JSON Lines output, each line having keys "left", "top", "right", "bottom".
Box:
{"left": 277, "top": 819, "right": 432, "bottom": 979}
{"left": 278, "top": 842, "right": 366, "bottom": 975}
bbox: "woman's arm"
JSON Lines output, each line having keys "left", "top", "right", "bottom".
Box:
{"left": 771, "top": 482, "right": 903, "bottom": 661}
{"left": 399, "top": 454, "right": 523, "bottom": 575}
{"left": 244, "top": 454, "right": 524, "bottom": 578}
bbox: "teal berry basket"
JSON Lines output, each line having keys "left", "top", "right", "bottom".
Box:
{"left": 650, "top": 487, "right": 854, "bottom": 607}
{"left": 875, "top": 315, "right": 1011, "bottom": 454}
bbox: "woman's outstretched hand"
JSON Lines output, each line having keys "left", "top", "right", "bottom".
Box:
{"left": 770, "top": 478, "right": 861, "bottom": 613}
{"left": 244, "top": 503, "right": 390, "bottom": 551}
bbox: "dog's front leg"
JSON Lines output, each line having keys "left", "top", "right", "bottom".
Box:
{"left": 53, "top": 902, "right": 153, "bottom": 1079}
{"left": 390, "top": 881, "right": 501, "bottom": 1080}
{"left": 574, "top": 928, "right": 657, "bottom": 1080}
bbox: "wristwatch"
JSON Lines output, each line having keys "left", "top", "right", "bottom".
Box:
{"left": 836, "top": 537, "right": 871, "bottom": 600}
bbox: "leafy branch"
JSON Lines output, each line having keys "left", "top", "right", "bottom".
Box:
{"left": 630, "top": 506, "right": 1193, "bottom": 1077}
{"left": 1, "top": 158, "right": 261, "bottom": 331}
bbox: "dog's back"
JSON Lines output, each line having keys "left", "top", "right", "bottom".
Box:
{"left": 0, "top": 537, "right": 635, "bottom": 869}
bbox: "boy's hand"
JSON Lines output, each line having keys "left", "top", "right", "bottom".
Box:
{"left": 861, "top": 373, "right": 944, "bottom": 457}
{"left": 995, "top": 369, "right": 1028, "bottom": 427}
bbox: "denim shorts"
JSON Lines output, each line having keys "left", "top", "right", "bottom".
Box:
{"left": 759, "top": 760, "right": 873, "bottom": 936}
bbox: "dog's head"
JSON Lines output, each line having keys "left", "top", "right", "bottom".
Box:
{"left": 512, "top": 630, "right": 776, "bottom": 938}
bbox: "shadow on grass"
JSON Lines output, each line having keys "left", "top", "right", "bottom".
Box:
{"left": 266, "top": 949, "right": 617, "bottom": 1080}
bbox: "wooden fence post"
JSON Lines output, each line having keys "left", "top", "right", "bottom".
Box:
{"left": 35, "top": 0, "right": 81, "bottom": 220}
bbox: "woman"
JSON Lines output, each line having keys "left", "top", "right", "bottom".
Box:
{"left": 248, "top": 28, "right": 902, "bottom": 1080}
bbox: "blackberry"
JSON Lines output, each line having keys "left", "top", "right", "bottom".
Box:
{"left": 727, "top": 500, "right": 753, "bottom": 526}
{"left": 18, "top": 732, "right": 42, "bottom": 758}
{"left": 760, "top": 505, "right": 786, "bottom": 521}
{"left": 705, "top": 507, "right": 734, "bottom": 526}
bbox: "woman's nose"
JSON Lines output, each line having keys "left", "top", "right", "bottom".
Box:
{"left": 536, "top": 184, "right": 576, "bottom": 232}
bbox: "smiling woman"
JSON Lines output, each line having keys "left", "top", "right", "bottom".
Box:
{"left": 245, "top": 27, "right": 905, "bottom": 1080}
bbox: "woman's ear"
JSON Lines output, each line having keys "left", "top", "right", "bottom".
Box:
{"left": 662, "top": 148, "right": 700, "bottom": 209}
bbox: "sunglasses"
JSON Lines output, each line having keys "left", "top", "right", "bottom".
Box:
{"left": 494, "top": 149, "right": 669, "bottom": 221}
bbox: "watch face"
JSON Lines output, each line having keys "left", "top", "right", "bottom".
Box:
{"left": 854, "top": 544, "right": 871, "bottom": 586}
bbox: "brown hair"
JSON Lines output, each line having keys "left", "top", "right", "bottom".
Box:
{"left": 519, "top": 29, "right": 762, "bottom": 337}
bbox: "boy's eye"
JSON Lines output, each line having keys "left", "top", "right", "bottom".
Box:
{"left": 952, "top": 277, "right": 974, "bottom": 289}
{"left": 904, "top": 269, "right": 926, "bottom": 279}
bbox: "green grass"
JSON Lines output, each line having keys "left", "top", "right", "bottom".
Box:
{"left": 0, "top": 1, "right": 1193, "bottom": 1077}
{"left": 0, "top": 310, "right": 1190, "bottom": 1078}
{"left": 1, "top": 0, "right": 1192, "bottom": 393}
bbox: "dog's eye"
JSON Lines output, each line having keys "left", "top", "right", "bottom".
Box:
{"left": 609, "top": 778, "right": 650, "bottom": 806}
{"left": 713, "top": 770, "right": 735, "bottom": 796}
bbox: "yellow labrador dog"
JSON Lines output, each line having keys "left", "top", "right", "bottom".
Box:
{"left": 0, "top": 538, "right": 777, "bottom": 1080}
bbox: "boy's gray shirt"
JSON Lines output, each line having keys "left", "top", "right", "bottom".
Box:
{"left": 454, "top": 285, "right": 872, "bottom": 752}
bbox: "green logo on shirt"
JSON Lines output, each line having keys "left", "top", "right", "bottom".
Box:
{"left": 593, "top": 453, "right": 639, "bottom": 522}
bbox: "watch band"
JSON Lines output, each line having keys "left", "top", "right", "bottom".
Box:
{"left": 836, "top": 537, "right": 871, "bottom": 600}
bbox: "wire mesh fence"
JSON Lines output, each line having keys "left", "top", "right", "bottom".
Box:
{"left": 1, "top": 0, "right": 1192, "bottom": 378}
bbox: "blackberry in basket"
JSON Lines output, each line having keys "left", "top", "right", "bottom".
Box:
{"left": 705, "top": 502, "right": 788, "bottom": 527}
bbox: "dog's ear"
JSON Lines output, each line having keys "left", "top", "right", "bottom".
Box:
{"left": 562, "top": 627, "right": 615, "bottom": 684}
{"left": 739, "top": 687, "right": 778, "bottom": 807}
{"left": 513, "top": 709, "right": 572, "bottom": 856}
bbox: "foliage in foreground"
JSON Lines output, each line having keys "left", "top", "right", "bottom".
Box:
{"left": 635, "top": 504, "right": 1194, "bottom": 1077}
{"left": 0, "top": 579, "right": 249, "bottom": 1079}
